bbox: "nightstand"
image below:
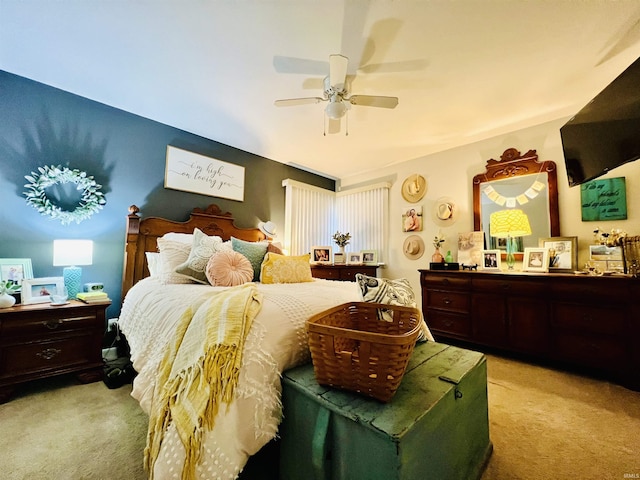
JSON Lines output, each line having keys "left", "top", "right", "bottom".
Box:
{"left": 0, "top": 300, "right": 110, "bottom": 403}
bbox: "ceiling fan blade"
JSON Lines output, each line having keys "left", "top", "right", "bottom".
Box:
{"left": 274, "top": 97, "right": 325, "bottom": 107}
{"left": 348, "top": 95, "right": 399, "bottom": 109}
{"left": 329, "top": 54, "right": 349, "bottom": 90}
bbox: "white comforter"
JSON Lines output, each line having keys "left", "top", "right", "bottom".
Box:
{"left": 118, "top": 277, "right": 363, "bottom": 480}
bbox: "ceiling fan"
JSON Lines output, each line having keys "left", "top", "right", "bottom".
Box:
{"left": 274, "top": 54, "right": 399, "bottom": 132}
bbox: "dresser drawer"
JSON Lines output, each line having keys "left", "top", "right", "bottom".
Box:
{"left": 426, "top": 290, "right": 470, "bottom": 314}
{"left": 0, "top": 312, "right": 97, "bottom": 339}
{"left": 311, "top": 267, "right": 340, "bottom": 280}
{"left": 0, "top": 333, "right": 99, "bottom": 379}
{"left": 551, "top": 303, "right": 626, "bottom": 336}
{"left": 551, "top": 332, "right": 627, "bottom": 369}
{"left": 421, "top": 273, "right": 470, "bottom": 290}
{"left": 472, "top": 278, "right": 547, "bottom": 296}
{"left": 426, "top": 310, "right": 471, "bottom": 337}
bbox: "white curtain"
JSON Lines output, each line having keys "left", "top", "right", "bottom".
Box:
{"left": 282, "top": 179, "right": 335, "bottom": 256}
{"left": 282, "top": 179, "right": 389, "bottom": 262}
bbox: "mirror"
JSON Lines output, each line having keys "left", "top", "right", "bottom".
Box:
{"left": 473, "top": 148, "right": 560, "bottom": 256}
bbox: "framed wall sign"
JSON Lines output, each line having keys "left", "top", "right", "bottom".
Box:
{"left": 580, "top": 177, "right": 627, "bottom": 221}
{"left": 165, "top": 146, "right": 245, "bottom": 201}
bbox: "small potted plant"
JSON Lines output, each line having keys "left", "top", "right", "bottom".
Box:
{"left": 332, "top": 231, "right": 351, "bottom": 254}
{"left": 0, "top": 280, "right": 20, "bottom": 308}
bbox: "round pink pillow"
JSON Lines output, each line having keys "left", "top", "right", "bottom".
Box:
{"left": 205, "top": 250, "right": 253, "bottom": 287}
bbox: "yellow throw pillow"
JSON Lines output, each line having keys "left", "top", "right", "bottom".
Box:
{"left": 260, "top": 253, "right": 313, "bottom": 284}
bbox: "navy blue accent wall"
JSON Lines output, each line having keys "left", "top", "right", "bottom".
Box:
{"left": 0, "top": 70, "right": 334, "bottom": 318}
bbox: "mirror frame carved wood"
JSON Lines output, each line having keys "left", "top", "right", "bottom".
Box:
{"left": 473, "top": 148, "right": 560, "bottom": 241}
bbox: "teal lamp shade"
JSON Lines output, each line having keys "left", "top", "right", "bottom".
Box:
{"left": 53, "top": 240, "right": 93, "bottom": 299}
{"left": 489, "top": 209, "right": 532, "bottom": 270}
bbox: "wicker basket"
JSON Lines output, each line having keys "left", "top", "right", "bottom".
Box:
{"left": 307, "top": 302, "right": 421, "bottom": 402}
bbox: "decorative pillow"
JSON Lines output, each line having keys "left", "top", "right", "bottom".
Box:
{"left": 205, "top": 250, "right": 254, "bottom": 287}
{"left": 267, "top": 242, "right": 284, "bottom": 255}
{"left": 355, "top": 273, "right": 433, "bottom": 342}
{"left": 231, "top": 237, "right": 268, "bottom": 281}
{"left": 156, "top": 237, "right": 193, "bottom": 284}
{"left": 175, "top": 228, "right": 225, "bottom": 284}
{"left": 161, "top": 232, "right": 194, "bottom": 244}
{"left": 260, "top": 253, "right": 312, "bottom": 284}
{"left": 145, "top": 252, "right": 161, "bottom": 277}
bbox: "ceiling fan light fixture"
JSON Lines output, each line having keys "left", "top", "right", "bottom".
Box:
{"left": 325, "top": 101, "right": 347, "bottom": 119}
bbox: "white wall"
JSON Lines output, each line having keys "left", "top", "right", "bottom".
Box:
{"left": 339, "top": 117, "right": 640, "bottom": 303}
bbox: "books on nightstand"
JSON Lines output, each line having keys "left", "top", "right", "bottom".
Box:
{"left": 76, "top": 291, "right": 111, "bottom": 303}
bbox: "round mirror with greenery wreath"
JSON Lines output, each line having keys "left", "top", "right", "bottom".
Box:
{"left": 23, "top": 165, "right": 106, "bottom": 225}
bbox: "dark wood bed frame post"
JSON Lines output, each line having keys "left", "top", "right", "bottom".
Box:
{"left": 122, "top": 205, "right": 141, "bottom": 303}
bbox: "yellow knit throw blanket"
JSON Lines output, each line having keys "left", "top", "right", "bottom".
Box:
{"left": 145, "top": 283, "right": 263, "bottom": 480}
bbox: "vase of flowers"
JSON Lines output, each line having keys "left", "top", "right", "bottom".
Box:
{"left": 333, "top": 231, "right": 351, "bottom": 254}
{"left": 432, "top": 234, "right": 445, "bottom": 263}
{"left": 0, "top": 280, "right": 20, "bottom": 308}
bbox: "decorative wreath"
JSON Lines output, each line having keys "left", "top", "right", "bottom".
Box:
{"left": 24, "top": 165, "right": 106, "bottom": 225}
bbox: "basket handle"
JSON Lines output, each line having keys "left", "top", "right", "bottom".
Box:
{"left": 311, "top": 407, "right": 331, "bottom": 480}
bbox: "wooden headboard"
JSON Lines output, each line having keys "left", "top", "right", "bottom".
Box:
{"left": 121, "top": 204, "right": 266, "bottom": 301}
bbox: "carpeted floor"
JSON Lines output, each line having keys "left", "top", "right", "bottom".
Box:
{"left": 1, "top": 353, "right": 639, "bottom": 479}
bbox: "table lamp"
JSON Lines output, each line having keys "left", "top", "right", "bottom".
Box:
{"left": 489, "top": 209, "right": 532, "bottom": 270}
{"left": 53, "top": 239, "right": 93, "bottom": 299}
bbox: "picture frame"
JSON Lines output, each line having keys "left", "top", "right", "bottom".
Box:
{"left": 523, "top": 248, "right": 549, "bottom": 273}
{"left": 333, "top": 252, "right": 345, "bottom": 265}
{"left": 480, "top": 250, "right": 501, "bottom": 270}
{"left": 458, "top": 231, "right": 484, "bottom": 267}
{"left": 311, "top": 246, "right": 332, "bottom": 264}
{"left": 21, "top": 277, "right": 65, "bottom": 304}
{"left": 361, "top": 250, "right": 377, "bottom": 265}
{"left": 589, "top": 244, "right": 623, "bottom": 261}
{"left": 0, "top": 258, "right": 33, "bottom": 289}
{"left": 539, "top": 236, "right": 578, "bottom": 272}
{"left": 347, "top": 252, "right": 363, "bottom": 265}
{"left": 402, "top": 205, "right": 423, "bottom": 232}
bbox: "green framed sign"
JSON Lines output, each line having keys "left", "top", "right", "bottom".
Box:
{"left": 580, "top": 177, "right": 627, "bottom": 222}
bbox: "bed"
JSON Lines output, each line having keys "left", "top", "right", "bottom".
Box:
{"left": 118, "top": 204, "right": 432, "bottom": 480}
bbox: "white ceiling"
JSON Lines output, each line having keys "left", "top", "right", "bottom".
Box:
{"left": 2, "top": 1, "right": 640, "bottom": 181}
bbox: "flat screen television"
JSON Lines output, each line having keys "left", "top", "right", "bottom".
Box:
{"left": 560, "top": 56, "right": 640, "bottom": 187}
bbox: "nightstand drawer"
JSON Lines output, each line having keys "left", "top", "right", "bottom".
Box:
{"left": 1, "top": 313, "right": 97, "bottom": 339}
{"left": 0, "top": 333, "right": 99, "bottom": 379}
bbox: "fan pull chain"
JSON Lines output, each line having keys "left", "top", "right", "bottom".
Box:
{"left": 345, "top": 111, "right": 349, "bottom": 136}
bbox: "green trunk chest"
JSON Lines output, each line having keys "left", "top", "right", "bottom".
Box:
{"left": 279, "top": 341, "right": 492, "bottom": 480}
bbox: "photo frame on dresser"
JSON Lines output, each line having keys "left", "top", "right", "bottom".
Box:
{"left": 480, "top": 250, "right": 501, "bottom": 270}
{"left": 311, "top": 246, "right": 332, "bottom": 264}
{"left": 361, "top": 250, "right": 377, "bottom": 265}
{"left": 21, "top": 277, "right": 65, "bottom": 304}
{"left": 539, "top": 236, "right": 577, "bottom": 272}
{"left": 0, "top": 258, "right": 33, "bottom": 288}
{"left": 523, "top": 248, "right": 549, "bottom": 273}
{"left": 347, "top": 252, "right": 363, "bottom": 265}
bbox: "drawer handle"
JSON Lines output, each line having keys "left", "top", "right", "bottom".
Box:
{"left": 501, "top": 283, "right": 510, "bottom": 290}
{"left": 43, "top": 319, "right": 63, "bottom": 330}
{"left": 581, "top": 314, "right": 593, "bottom": 322}
{"left": 443, "top": 298, "right": 452, "bottom": 305}
{"left": 441, "top": 278, "right": 450, "bottom": 285}
{"left": 36, "top": 348, "right": 61, "bottom": 360}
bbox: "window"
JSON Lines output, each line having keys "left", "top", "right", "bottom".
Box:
{"left": 282, "top": 179, "right": 389, "bottom": 262}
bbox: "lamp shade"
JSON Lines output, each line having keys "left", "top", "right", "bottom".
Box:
{"left": 489, "top": 209, "right": 532, "bottom": 238}
{"left": 53, "top": 240, "right": 93, "bottom": 266}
